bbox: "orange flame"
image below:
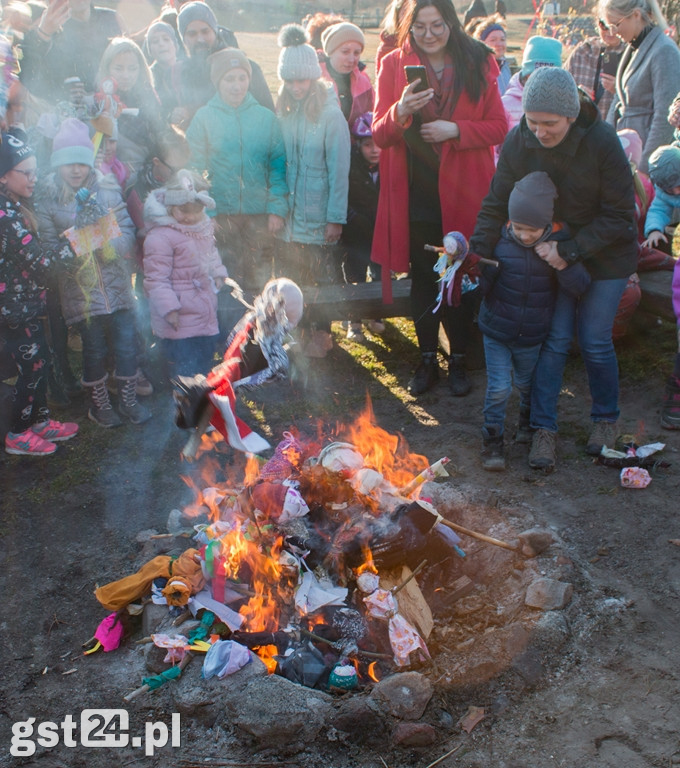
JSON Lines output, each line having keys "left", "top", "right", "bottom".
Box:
{"left": 368, "top": 661, "right": 380, "bottom": 683}
{"left": 344, "top": 397, "right": 429, "bottom": 490}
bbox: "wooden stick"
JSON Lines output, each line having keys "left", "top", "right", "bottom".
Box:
{"left": 391, "top": 559, "right": 427, "bottom": 596}
{"left": 182, "top": 405, "right": 215, "bottom": 460}
{"left": 424, "top": 744, "right": 461, "bottom": 768}
{"left": 300, "top": 629, "right": 392, "bottom": 660}
{"left": 438, "top": 518, "right": 518, "bottom": 552}
{"left": 124, "top": 652, "right": 193, "bottom": 702}
{"left": 424, "top": 244, "right": 499, "bottom": 268}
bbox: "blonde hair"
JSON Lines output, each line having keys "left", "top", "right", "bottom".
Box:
{"left": 277, "top": 79, "right": 328, "bottom": 123}
{"left": 96, "top": 38, "right": 155, "bottom": 104}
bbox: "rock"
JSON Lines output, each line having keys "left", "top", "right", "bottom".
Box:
{"left": 512, "top": 648, "right": 545, "bottom": 686}
{"left": 370, "top": 671, "right": 434, "bottom": 720}
{"left": 142, "top": 603, "right": 172, "bottom": 636}
{"left": 228, "top": 673, "right": 333, "bottom": 746}
{"left": 144, "top": 643, "right": 170, "bottom": 675}
{"left": 329, "top": 696, "right": 386, "bottom": 742}
{"left": 518, "top": 528, "right": 555, "bottom": 557}
{"left": 392, "top": 722, "right": 436, "bottom": 746}
{"left": 529, "top": 611, "right": 571, "bottom": 655}
{"left": 525, "top": 578, "right": 573, "bottom": 610}
{"left": 453, "top": 623, "right": 530, "bottom": 686}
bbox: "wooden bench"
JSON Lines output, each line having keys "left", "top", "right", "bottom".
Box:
{"left": 638, "top": 270, "right": 675, "bottom": 322}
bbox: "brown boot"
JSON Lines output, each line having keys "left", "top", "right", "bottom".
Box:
{"left": 117, "top": 376, "right": 152, "bottom": 424}
{"left": 83, "top": 374, "right": 123, "bottom": 428}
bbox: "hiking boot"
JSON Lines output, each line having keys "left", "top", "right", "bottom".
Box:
{"left": 586, "top": 420, "right": 618, "bottom": 455}
{"left": 346, "top": 322, "right": 365, "bottom": 342}
{"left": 117, "top": 376, "right": 152, "bottom": 424}
{"left": 31, "top": 419, "right": 79, "bottom": 442}
{"left": 481, "top": 425, "right": 505, "bottom": 471}
{"left": 84, "top": 374, "right": 123, "bottom": 428}
{"left": 529, "top": 428, "right": 556, "bottom": 470}
{"left": 135, "top": 368, "right": 154, "bottom": 397}
{"left": 661, "top": 375, "right": 680, "bottom": 430}
{"left": 448, "top": 354, "right": 471, "bottom": 397}
{"left": 515, "top": 407, "right": 534, "bottom": 444}
{"left": 408, "top": 356, "right": 439, "bottom": 395}
{"left": 366, "top": 319, "right": 386, "bottom": 334}
{"left": 5, "top": 429, "right": 57, "bottom": 456}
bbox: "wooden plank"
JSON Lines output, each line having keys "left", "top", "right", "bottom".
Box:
{"left": 638, "top": 271, "right": 675, "bottom": 322}
{"left": 301, "top": 279, "right": 411, "bottom": 321}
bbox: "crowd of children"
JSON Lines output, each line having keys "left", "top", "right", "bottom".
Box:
{"left": 0, "top": 0, "right": 679, "bottom": 470}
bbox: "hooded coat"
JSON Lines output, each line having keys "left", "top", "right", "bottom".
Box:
{"left": 142, "top": 189, "right": 227, "bottom": 340}
{"left": 36, "top": 171, "right": 136, "bottom": 325}
{"left": 186, "top": 92, "right": 288, "bottom": 219}
{"left": 471, "top": 95, "right": 638, "bottom": 281}
{"left": 278, "top": 87, "right": 350, "bottom": 244}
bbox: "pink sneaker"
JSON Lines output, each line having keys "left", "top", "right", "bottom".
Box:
{"left": 5, "top": 430, "right": 57, "bottom": 456}
{"left": 31, "top": 419, "right": 79, "bottom": 442}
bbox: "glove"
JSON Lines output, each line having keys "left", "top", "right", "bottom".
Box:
{"left": 172, "top": 374, "right": 214, "bottom": 429}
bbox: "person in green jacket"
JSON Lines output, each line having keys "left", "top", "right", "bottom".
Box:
{"left": 275, "top": 25, "right": 351, "bottom": 358}
{"left": 186, "top": 48, "right": 288, "bottom": 295}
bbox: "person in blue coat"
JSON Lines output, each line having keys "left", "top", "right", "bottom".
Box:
{"left": 479, "top": 171, "right": 590, "bottom": 471}
{"left": 275, "top": 24, "right": 351, "bottom": 358}
{"left": 186, "top": 48, "right": 288, "bottom": 296}
{"left": 642, "top": 144, "right": 680, "bottom": 249}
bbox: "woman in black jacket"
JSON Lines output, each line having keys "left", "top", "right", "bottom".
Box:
{"left": 470, "top": 67, "right": 637, "bottom": 471}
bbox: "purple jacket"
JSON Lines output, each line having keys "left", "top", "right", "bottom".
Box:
{"left": 143, "top": 190, "right": 227, "bottom": 340}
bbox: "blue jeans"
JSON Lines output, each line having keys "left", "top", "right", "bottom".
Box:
{"left": 162, "top": 335, "right": 219, "bottom": 378}
{"left": 531, "top": 278, "right": 628, "bottom": 433}
{"left": 483, "top": 335, "right": 541, "bottom": 435}
{"left": 79, "top": 309, "right": 137, "bottom": 382}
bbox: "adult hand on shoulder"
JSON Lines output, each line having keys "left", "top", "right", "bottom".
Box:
{"left": 39, "top": 0, "right": 70, "bottom": 38}
{"left": 643, "top": 230, "right": 668, "bottom": 248}
{"left": 396, "top": 81, "right": 434, "bottom": 124}
{"left": 268, "top": 214, "right": 285, "bottom": 235}
{"left": 535, "top": 241, "right": 568, "bottom": 270}
{"left": 599, "top": 73, "right": 616, "bottom": 95}
{"left": 166, "top": 310, "right": 180, "bottom": 330}
{"left": 420, "top": 119, "right": 459, "bottom": 143}
{"left": 324, "top": 223, "right": 343, "bottom": 244}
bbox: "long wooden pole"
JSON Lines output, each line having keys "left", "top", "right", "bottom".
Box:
{"left": 437, "top": 518, "right": 518, "bottom": 552}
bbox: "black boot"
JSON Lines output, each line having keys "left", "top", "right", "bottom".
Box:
{"left": 515, "top": 407, "right": 534, "bottom": 444}
{"left": 448, "top": 354, "right": 471, "bottom": 397}
{"left": 481, "top": 425, "right": 505, "bottom": 471}
{"left": 408, "top": 352, "right": 439, "bottom": 395}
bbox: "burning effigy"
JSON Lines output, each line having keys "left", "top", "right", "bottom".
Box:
{"left": 91, "top": 400, "right": 539, "bottom": 703}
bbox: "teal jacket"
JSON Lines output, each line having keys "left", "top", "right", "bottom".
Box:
{"left": 279, "top": 89, "right": 350, "bottom": 244}
{"left": 187, "top": 92, "right": 288, "bottom": 219}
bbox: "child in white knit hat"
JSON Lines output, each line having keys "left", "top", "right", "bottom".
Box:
{"left": 143, "top": 169, "right": 228, "bottom": 378}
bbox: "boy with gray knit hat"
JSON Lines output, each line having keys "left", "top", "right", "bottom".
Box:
{"left": 478, "top": 171, "right": 590, "bottom": 471}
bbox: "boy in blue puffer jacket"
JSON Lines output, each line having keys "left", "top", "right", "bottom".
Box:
{"left": 479, "top": 171, "right": 590, "bottom": 471}
{"left": 642, "top": 144, "right": 680, "bottom": 251}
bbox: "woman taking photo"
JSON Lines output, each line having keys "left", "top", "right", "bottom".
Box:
{"left": 600, "top": 0, "right": 680, "bottom": 171}
{"left": 371, "top": 0, "right": 507, "bottom": 396}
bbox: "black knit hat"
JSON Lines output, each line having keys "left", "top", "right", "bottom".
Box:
{"left": 0, "top": 130, "right": 34, "bottom": 177}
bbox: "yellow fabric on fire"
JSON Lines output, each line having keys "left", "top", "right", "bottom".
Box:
{"left": 94, "top": 549, "right": 204, "bottom": 611}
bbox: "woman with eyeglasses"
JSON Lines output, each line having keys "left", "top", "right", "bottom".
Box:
{"left": 564, "top": 15, "right": 625, "bottom": 120}
{"left": 599, "top": 0, "right": 680, "bottom": 171}
{"left": 371, "top": 0, "right": 507, "bottom": 396}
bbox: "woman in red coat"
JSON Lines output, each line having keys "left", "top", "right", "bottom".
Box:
{"left": 371, "top": 0, "right": 507, "bottom": 396}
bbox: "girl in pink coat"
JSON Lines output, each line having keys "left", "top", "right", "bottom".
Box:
{"left": 143, "top": 170, "right": 228, "bottom": 377}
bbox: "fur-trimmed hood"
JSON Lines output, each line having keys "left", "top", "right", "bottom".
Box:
{"left": 143, "top": 187, "right": 214, "bottom": 238}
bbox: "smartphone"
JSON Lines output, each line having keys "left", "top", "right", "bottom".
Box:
{"left": 601, "top": 50, "right": 621, "bottom": 77}
{"left": 404, "top": 65, "right": 430, "bottom": 93}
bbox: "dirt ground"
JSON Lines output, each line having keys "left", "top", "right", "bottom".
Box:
{"left": 1, "top": 313, "right": 679, "bottom": 768}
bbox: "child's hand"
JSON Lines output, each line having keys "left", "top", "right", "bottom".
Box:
{"left": 643, "top": 230, "right": 668, "bottom": 248}
{"left": 535, "top": 241, "right": 568, "bottom": 270}
{"left": 166, "top": 310, "right": 180, "bottom": 330}
{"left": 268, "top": 214, "right": 285, "bottom": 235}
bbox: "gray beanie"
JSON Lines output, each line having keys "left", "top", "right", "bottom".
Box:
{"left": 522, "top": 67, "right": 580, "bottom": 119}
{"left": 277, "top": 24, "right": 322, "bottom": 81}
{"left": 177, "top": 1, "right": 218, "bottom": 41}
{"left": 508, "top": 171, "right": 558, "bottom": 229}
{"left": 648, "top": 144, "right": 680, "bottom": 190}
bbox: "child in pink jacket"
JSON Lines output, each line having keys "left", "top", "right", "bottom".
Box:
{"left": 143, "top": 170, "right": 227, "bottom": 378}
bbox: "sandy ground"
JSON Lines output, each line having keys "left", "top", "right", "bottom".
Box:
{"left": 1, "top": 314, "right": 679, "bottom": 768}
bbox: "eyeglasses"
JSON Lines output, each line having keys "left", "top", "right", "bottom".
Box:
{"left": 410, "top": 21, "right": 449, "bottom": 37}
{"left": 607, "top": 12, "right": 634, "bottom": 30}
{"left": 11, "top": 168, "right": 37, "bottom": 181}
